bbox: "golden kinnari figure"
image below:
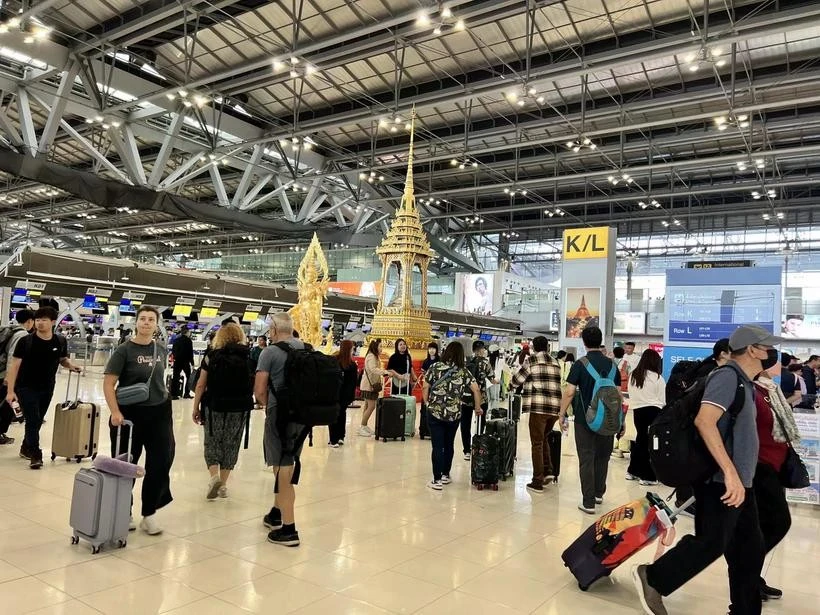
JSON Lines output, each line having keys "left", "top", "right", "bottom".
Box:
{"left": 289, "top": 232, "right": 332, "bottom": 351}
{"left": 368, "top": 108, "right": 434, "bottom": 360}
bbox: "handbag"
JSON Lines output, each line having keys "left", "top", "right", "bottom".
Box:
{"left": 771, "top": 406, "right": 811, "bottom": 489}
{"left": 115, "top": 341, "right": 159, "bottom": 406}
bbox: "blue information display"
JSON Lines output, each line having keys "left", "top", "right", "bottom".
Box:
{"left": 661, "top": 346, "right": 715, "bottom": 381}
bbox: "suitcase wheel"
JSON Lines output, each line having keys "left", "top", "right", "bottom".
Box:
{"left": 51, "top": 452, "right": 56, "bottom": 461}
{"left": 91, "top": 453, "right": 97, "bottom": 460}
{"left": 578, "top": 583, "right": 589, "bottom": 592}
{"left": 91, "top": 545, "right": 102, "bottom": 555}
{"left": 382, "top": 438, "right": 387, "bottom": 443}
{"left": 75, "top": 456, "right": 82, "bottom": 464}
{"left": 118, "top": 539, "right": 127, "bottom": 549}
{"left": 476, "top": 484, "right": 484, "bottom": 491}
{"left": 70, "top": 536, "right": 79, "bottom": 545}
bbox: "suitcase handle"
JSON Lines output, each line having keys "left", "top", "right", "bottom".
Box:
{"left": 64, "top": 370, "right": 81, "bottom": 405}
{"left": 115, "top": 419, "right": 134, "bottom": 463}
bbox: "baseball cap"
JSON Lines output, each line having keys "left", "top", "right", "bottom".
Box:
{"left": 728, "top": 325, "right": 784, "bottom": 351}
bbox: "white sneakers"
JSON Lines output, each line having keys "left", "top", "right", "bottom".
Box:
{"left": 358, "top": 425, "right": 373, "bottom": 437}
{"left": 440, "top": 475, "right": 452, "bottom": 484}
{"left": 639, "top": 480, "right": 660, "bottom": 486}
{"left": 625, "top": 473, "right": 638, "bottom": 481}
{"left": 427, "top": 480, "right": 443, "bottom": 491}
{"left": 218, "top": 485, "right": 228, "bottom": 498}
{"left": 463, "top": 452, "right": 471, "bottom": 460}
{"left": 206, "top": 475, "right": 221, "bottom": 500}
{"left": 140, "top": 515, "right": 163, "bottom": 535}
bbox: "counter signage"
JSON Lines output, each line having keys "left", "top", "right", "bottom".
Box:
{"left": 685, "top": 260, "right": 753, "bottom": 269}
{"left": 562, "top": 226, "right": 609, "bottom": 260}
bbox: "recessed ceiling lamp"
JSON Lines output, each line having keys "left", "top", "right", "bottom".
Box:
{"left": 751, "top": 189, "right": 777, "bottom": 200}
{"left": 607, "top": 172, "right": 634, "bottom": 186}
{"left": 450, "top": 157, "right": 478, "bottom": 170}
{"left": 358, "top": 170, "right": 385, "bottom": 183}
{"left": 332, "top": 242, "right": 350, "bottom": 248}
{"left": 501, "top": 231, "right": 520, "bottom": 238}
{"left": 714, "top": 113, "right": 749, "bottom": 130}
{"left": 637, "top": 199, "right": 661, "bottom": 209}
{"left": 465, "top": 215, "right": 484, "bottom": 225}
{"left": 736, "top": 158, "right": 765, "bottom": 172}
{"left": 761, "top": 212, "right": 785, "bottom": 221}
{"left": 277, "top": 136, "right": 314, "bottom": 151}
{"left": 504, "top": 85, "right": 545, "bottom": 107}
{"left": 420, "top": 197, "right": 447, "bottom": 206}
{"left": 272, "top": 56, "right": 317, "bottom": 78}
{"left": 417, "top": 7, "right": 466, "bottom": 35}
{"left": 565, "top": 137, "right": 597, "bottom": 152}
{"left": 166, "top": 89, "right": 209, "bottom": 107}
{"left": 684, "top": 46, "right": 727, "bottom": 71}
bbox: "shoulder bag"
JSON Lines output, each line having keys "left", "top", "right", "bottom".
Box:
{"left": 365, "top": 355, "right": 383, "bottom": 394}
{"left": 771, "top": 406, "right": 811, "bottom": 489}
{"left": 115, "top": 341, "right": 159, "bottom": 406}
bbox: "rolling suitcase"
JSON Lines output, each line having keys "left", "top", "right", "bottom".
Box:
{"left": 484, "top": 416, "right": 516, "bottom": 480}
{"left": 471, "top": 415, "right": 500, "bottom": 490}
{"left": 393, "top": 394, "right": 417, "bottom": 436}
{"left": 418, "top": 403, "right": 430, "bottom": 439}
{"left": 547, "top": 428, "right": 562, "bottom": 482}
{"left": 375, "top": 397, "right": 406, "bottom": 441}
{"left": 69, "top": 422, "right": 135, "bottom": 554}
{"left": 51, "top": 372, "right": 100, "bottom": 463}
{"left": 561, "top": 493, "right": 695, "bottom": 591}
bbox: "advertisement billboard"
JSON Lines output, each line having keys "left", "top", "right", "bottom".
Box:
{"left": 781, "top": 314, "right": 820, "bottom": 340}
{"left": 327, "top": 281, "right": 381, "bottom": 299}
{"left": 565, "top": 287, "right": 601, "bottom": 338}
{"left": 462, "top": 274, "right": 494, "bottom": 315}
{"left": 613, "top": 312, "right": 646, "bottom": 335}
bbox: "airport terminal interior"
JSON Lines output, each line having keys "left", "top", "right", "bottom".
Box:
{"left": 1, "top": 0, "right": 820, "bottom": 614}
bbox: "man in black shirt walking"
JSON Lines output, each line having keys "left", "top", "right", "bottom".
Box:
{"left": 171, "top": 328, "right": 195, "bottom": 399}
{"left": 5, "top": 306, "right": 82, "bottom": 469}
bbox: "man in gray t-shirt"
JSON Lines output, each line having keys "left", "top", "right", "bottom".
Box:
{"left": 253, "top": 312, "right": 309, "bottom": 549}
{"left": 635, "top": 325, "right": 782, "bottom": 615}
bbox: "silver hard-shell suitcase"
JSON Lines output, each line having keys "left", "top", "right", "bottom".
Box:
{"left": 69, "top": 421, "right": 134, "bottom": 554}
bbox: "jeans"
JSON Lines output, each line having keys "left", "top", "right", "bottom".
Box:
{"left": 428, "top": 414, "right": 460, "bottom": 481}
{"left": 17, "top": 384, "right": 55, "bottom": 451}
{"left": 647, "top": 482, "right": 764, "bottom": 615}
{"left": 574, "top": 420, "right": 612, "bottom": 508}
{"left": 529, "top": 413, "right": 559, "bottom": 486}
{"left": 111, "top": 399, "right": 175, "bottom": 517}
{"left": 328, "top": 398, "right": 350, "bottom": 444}
{"left": 754, "top": 462, "right": 791, "bottom": 587}
{"left": 171, "top": 362, "right": 192, "bottom": 397}
{"left": 460, "top": 402, "right": 485, "bottom": 454}
{"left": 627, "top": 405, "right": 661, "bottom": 481}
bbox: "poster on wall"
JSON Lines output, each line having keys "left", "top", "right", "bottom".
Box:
{"left": 781, "top": 314, "right": 820, "bottom": 339}
{"left": 565, "top": 287, "right": 601, "bottom": 338}
{"left": 614, "top": 312, "right": 646, "bottom": 335}
{"left": 462, "top": 274, "right": 494, "bottom": 315}
{"left": 787, "top": 413, "right": 820, "bottom": 505}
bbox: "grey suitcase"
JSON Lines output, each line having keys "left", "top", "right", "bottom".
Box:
{"left": 69, "top": 421, "right": 134, "bottom": 554}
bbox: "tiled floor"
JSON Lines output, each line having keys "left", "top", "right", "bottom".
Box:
{"left": 1, "top": 371, "right": 818, "bottom": 614}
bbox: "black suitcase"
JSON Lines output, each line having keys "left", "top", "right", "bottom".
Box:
{"left": 484, "top": 418, "right": 516, "bottom": 479}
{"left": 511, "top": 394, "right": 522, "bottom": 421}
{"left": 471, "top": 432, "right": 499, "bottom": 490}
{"left": 547, "top": 429, "right": 562, "bottom": 482}
{"left": 418, "top": 403, "right": 430, "bottom": 439}
{"left": 375, "top": 397, "right": 406, "bottom": 442}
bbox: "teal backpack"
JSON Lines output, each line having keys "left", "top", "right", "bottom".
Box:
{"left": 581, "top": 357, "right": 623, "bottom": 436}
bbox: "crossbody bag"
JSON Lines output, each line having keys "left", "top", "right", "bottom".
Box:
{"left": 115, "top": 341, "right": 159, "bottom": 406}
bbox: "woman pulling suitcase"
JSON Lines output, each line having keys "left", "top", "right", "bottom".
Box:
{"left": 103, "top": 305, "right": 175, "bottom": 535}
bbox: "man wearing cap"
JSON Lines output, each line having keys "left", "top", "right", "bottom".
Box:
{"left": 633, "top": 324, "right": 780, "bottom": 615}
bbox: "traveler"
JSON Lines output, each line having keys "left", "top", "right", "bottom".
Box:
{"left": 802, "top": 355, "right": 819, "bottom": 396}
{"left": 423, "top": 342, "right": 481, "bottom": 490}
{"left": 625, "top": 349, "right": 665, "bottom": 485}
{"left": 5, "top": 307, "right": 82, "bottom": 468}
{"left": 421, "top": 342, "right": 439, "bottom": 373}
{"left": 387, "top": 337, "right": 416, "bottom": 395}
{"left": 514, "top": 344, "right": 531, "bottom": 369}
{"left": 611, "top": 346, "right": 631, "bottom": 459}
{"left": 487, "top": 345, "right": 503, "bottom": 409}
{"left": 254, "top": 312, "right": 311, "bottom": 547}
{"left": 560, "top": 353, "right": 575, "bottom": 393}
{"left": 329, "top": 340, "right": 357, "bottom": 448}
{"left": 752, "top": 369, "right": 798, "bottom": 603}
{"left": 633, "top": 324, "right": 780, "bottom": 615}
{"left": 0, "top": 309, "right": 35, "bottom": 445}
{"left": 777, "top": 354, "right": 802, "bottom": 407}
{"left": 511, "top": 335, "right": 562, "bottom": 493}
{"left": 623, "top": 341, "right": 640, "bottom": 372}
{"left": 460, "top": 340, "right": 496, "bottom": 459}
{"left": 358, "top": 339, "right": 395, "bottom": 437}
{"left": 558, "top": 326, "right": 621, "bottom": 514}
{"left": 171, "top": 327, "right": 194, "bottom": 399}
{"left": 191, "top": 323, "right": 253, "bottom": 500}
{"left": 104, "top": 305, "right": 174, "bottom": 534}
{"left": 249, "top": 335, "right": 267, "bottom": 371}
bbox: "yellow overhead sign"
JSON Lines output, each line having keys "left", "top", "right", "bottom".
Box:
{"left": 563, "top": 227, "right": 610, "bottom": 260}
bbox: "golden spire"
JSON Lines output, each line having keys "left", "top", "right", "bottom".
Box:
{"left": 399, "top": 106, "right": 416, "bottom": 214}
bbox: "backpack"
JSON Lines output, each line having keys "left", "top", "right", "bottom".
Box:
{"left": 206, "top": 345, "right": 254, "bottom": 413}
{"left": 580, "top": 357, "right": 623, "bottom": 436}
{"left": 272, "top": 341, "right": 342, "bottom": 427}
{"left": 665, "top": 359, "right": 704, "bottom": 402}
{"left": 648, "top": 365, "right": 746, "bottom": 487}
{"left": 0, "top": 325, "right": 25, "bottom": 377}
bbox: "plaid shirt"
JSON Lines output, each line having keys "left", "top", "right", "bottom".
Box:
{"left": 512, "top": 351, "right": 562, "bottom": 415}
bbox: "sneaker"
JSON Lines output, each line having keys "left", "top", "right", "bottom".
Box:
{"left": 595, "top": 497, "right": 603, "bottom": 505}
{"left": 427, "top": 480, "right": 443, "bottom": 491}
{"left": 267, "top": 527, "right": 300, "bottom": 547}
{"left": 140, "top": 515, "right": 163, "bottom": 535}
{"left": 206, "top": 475, "right": 222, "bottom": 500}
{"left": 29, "top": 448, "right": 43, "bottom": 470}
{"left": 463, "top": 452, "right": 471, "bottom": 460}
{"left": 639, "top": 480, "right": 659, "bottom": 486}
{"left": 358, "top": 426, "right": 371, "bottom": 437}
{"left": 337, "top": 439, "right": 345, "bottom": 446}
{"left": 632, "top": 564, "right": 668, "bottom": 615}
{"left": 128, "top": 517, "right": 137, "bottom": 532}
{"left": 440, "top": 475, "right": 452, "bottom": 485}
{"left": 263, "top": 507, "right": 282, "bottom": 531}
{"left": 760, "top": 581, "right": 782, "bottom": 601}
{"left": 544, "top": 475, "right": 556, "bottom": 484}
{"left": 611, "top": 449, "right": 625, "bottom": 458}
{"left": 19, "top": 444, "right": 32, "bottom": 460}
{"left": 578, "top": 503, "right": 596, "bottom": 514}
{"left": 218, "top": 485, "right": 228, "bottom": 499}
{"left": 0, "top": 434, "right": 14, "bottom": 445}
{"left": 625, "top": 473, "right": 638, "bottom": 481}
{"left": 329, "top": 442, "right": 340, "bottom": 448}
{"left": 526, "top": 482, "right": 544, "bottom": 494}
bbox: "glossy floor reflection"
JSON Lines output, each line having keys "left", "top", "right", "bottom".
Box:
{"left": 0, "top": 371, "right": 818, "bottom": 614}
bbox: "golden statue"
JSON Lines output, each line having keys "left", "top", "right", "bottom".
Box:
{"left": 369, "top": 108, "right": 434, "bottom": 360}
{"left": 289, "top": 233, "right": 330, "bottom": 350}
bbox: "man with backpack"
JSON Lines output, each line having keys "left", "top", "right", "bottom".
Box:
{"left": 170, "top": 328, "right": 194, "bottom": 399}
{"left": 633, "top": 324, "right": 781, "bottom": 615}
{"left": 0, "top": 309, "right": 36, "bottom": 444}
{"left": 558, "top": 326, "right": 622, "bottom": 514}
{"left": 460, "top": 340, "right": 496, "bottom": 459}
{"left": 4, "top": 306, "right": 83, "bottom": 468}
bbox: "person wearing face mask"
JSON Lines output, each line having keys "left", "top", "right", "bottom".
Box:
{"left": 634, "top": 325, "right": 781, "bottom": 615}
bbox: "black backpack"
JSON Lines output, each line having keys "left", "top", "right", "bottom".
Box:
{"left": 272, "top": 341, "right": 342, "bottom": 427}
{"left": 206, "top": 345, "right": 254, "bottom": 413}
{"left": 664, "top": 359, "right": 703, "bottom": 402}
{"left": 648, "top": 365, "right": 746, "bottom": 487}
{"left": 0, "top": 325, "right": 25, "bottom": 377}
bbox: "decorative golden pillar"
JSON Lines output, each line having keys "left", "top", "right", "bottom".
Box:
{"left": 369, "top": 110, "right": 434, "bottom": 360}
{"left": 289, "top": 232, "right": 332, "bottom": 351}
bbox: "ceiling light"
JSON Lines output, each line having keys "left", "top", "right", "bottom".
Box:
{"left": 505, "top": 187, "right": 527, "bottom": 198}
{"left": 714, "top": 113, "right": 750, "bottom": 130}
{"left": 684, "top": 45, "right": 727, "bottom": 72}
{"left": 661, "top": 220, "right": 670, "bottom": 227}
{"left": 776, "top": 212, "right": 784, "bottom": 219}
{"left": 762, "top": 213, "right": 771, "bottom": 220}
{"left": 607, "top": 171, "right": 635, "bottom": 186}
{"left": 504, "top": 83, "right": 544, "bottom": 108}
{"left": 565, "top": 136, "right": 597, "bottom": 152}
